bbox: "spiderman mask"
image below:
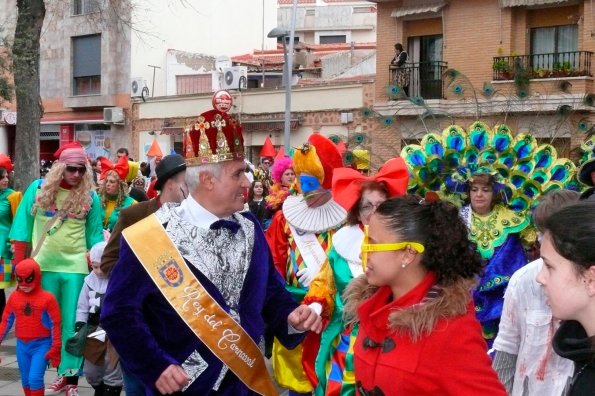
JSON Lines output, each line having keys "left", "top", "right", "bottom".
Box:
{"left": 15, "top": 259, "right": 41, "bottom": 293}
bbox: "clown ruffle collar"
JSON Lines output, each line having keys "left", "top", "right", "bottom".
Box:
{"left": 282, "top": 194, "right": 346, "bottom": 233}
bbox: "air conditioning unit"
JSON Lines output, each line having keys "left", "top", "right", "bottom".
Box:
{"left": 103, "top": 107, "right": 125, "bottom": 124}
{"left": 131, "top": 77, "right": 146, "bottom": 97}
{"left": 222, "top": 66, "right": 247, "bottom": 90}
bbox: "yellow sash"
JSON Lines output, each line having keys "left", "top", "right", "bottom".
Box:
{"left": 123, "top": 214, "right": 278, "bottom": 396}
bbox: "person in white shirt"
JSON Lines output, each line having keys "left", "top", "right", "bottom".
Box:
{"left": 492, "top": 189, "right": 579, "bottom": 395}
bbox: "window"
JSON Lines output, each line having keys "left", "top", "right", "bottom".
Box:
{"left": 531, "top": 25, "right": 578, "bottom": 70}
{"left": 176, "top": 74, "right": 212, "bottom": 95}
{"left": 72, "top": 34, "right": 101, "bottom": 95}
{"left": 319, "top": 35, "right": 347, "bottom": 44}
{"left": 277, "top": 36, "right": 300, "bottom": 46}
{"left": 73, "top": 0, "right": 100, "bottom": 15}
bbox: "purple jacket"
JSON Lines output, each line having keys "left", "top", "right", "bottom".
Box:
{"left": 101, "top": 213, "right": 303, "bottom": 395}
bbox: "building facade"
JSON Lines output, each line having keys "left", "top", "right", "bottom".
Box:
{"left": 370, "top": 0, "right": 594, "bottom": 165}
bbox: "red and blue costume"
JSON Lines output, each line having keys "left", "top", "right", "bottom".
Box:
{"left": 0, "top": 259, "right": 61, "bottom": 396}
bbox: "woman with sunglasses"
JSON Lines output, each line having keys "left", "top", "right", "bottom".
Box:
{"left": 10, "top": 142, "right": 103, "bottom": 396}
{"left": 343, "top": 195, "right": 506, "bottom": 395}
{"left": 304, "top": 157, "right": 408, "bottom": 396}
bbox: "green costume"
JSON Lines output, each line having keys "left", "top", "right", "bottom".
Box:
{"left": 9, "top": 179, "right": 103, "bottom": 375}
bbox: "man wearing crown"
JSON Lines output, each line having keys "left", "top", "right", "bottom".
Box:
{"left": 101, "top": 96, "right": 322, "bottom": 395}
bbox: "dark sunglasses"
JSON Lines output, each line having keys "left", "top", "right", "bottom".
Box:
{"left": 65, "top": 165, "right": 86, "bottom": 174}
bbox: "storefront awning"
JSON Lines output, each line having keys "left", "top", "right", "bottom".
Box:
{"left": 40, "top": 113, "right": 103, "bottom": 125}
{"left": 391, "top": 0, "right": 446, "bottom": 18}
{"left": 500, "top": 0, "right": 570, "bottom": 6}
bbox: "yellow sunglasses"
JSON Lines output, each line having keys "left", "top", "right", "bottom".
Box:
{"left": 360, "top": 225, "right": 425, "bottom": 271}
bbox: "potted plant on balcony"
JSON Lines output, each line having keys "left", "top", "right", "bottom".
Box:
{"left": 552, "top": 61, "right": 575, "bottom": 78}
{"left": 493, "top": 59, "right": 512, "bottom": 80}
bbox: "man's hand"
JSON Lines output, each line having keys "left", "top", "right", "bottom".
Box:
{"left": 288, "top": 304, "right": 322, "bottom": 334}
{"left": 155, "top": 364, "right": 190, "bottom": 394}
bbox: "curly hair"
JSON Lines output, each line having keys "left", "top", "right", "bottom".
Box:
{"left": 34, "top": 162, "right": 95, "bottom": 217}
{"left": 544, "top": 201, "right": 595, "bottom": 272}
{"left": 375, "top": 195, "right": 483, "bottom": 285}
{"left": 271, "top": 157, "right": 293, "bottom": 184}
{"left": 99, "top": 170, "right": 129, "bottom": 208}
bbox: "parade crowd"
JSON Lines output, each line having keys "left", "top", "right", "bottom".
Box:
{"left": 0, "top": 98, "right": 593, "bottom": 396}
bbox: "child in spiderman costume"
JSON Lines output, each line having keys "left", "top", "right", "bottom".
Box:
{"left": 0, "top": 258, "right": 62, "bottom": 396}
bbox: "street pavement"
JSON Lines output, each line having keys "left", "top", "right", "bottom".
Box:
{"left": 0, "top": 330, "right": 94, "bottom": 395}
{"left": 0, "top": 286, "right": 288, "bottom": 395}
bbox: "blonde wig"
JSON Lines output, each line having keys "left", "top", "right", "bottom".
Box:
{"left": 34, "top": 161, "right": 96, "bottom": 217}
{"left": 99, "top": 170, "right": 129, "bottom": 208}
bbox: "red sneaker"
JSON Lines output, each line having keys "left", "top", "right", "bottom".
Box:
{"left": 64, "top": 385, "right": 79, "bottom": 396}
{"left": 44, "top": 376, "right": 66, "bottom": 395}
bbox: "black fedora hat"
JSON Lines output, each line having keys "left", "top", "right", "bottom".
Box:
{"left": 155, "top": 154, "right": 186, "bottom": 190}
{"left": 578, "top": 157, "right": 595, "bottom": 187}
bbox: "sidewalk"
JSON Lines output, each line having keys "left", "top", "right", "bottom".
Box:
{"left": 0, "top": 330, "right": 289, "bottom": 395}
{"left": 0, "top": 330, "right": 94, "bottom": 395}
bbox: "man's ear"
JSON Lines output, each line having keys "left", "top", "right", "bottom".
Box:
{"left": 199, "top": 171, "right": 214, "bottom": 190}
{"left": 584, "top": 266, "right": 595, "bottom": 297}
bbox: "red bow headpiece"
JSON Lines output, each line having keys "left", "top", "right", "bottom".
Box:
{"left": 99, "top": 155, "right": 129, "bottom": 181}
{"left": 331, "top": 157, "right": 409, "bottom": 211}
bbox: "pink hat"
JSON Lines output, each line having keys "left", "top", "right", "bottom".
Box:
{"left": 54, "top": 142, "right": 87, "bottom": 165}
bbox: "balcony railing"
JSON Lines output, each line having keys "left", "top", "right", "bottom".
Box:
{"left": 492, "top": 51, "right": 592, "bottom": 81}
{"left": 389, "top": 61, "right": 448, "bottom": 100}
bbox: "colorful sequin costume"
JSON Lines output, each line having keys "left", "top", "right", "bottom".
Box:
{"left": 460, "top": 203, "right": 530, "bottom": 342}
{"left": 401, "top": 121, "right": 579, "bottom": 345}
{"left": 0, "top": 259, "right": 61, "bottom": 396}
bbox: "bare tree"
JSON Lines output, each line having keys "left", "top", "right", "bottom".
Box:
{"left": 12, "top": 0, "right": 45, "bottom": 191}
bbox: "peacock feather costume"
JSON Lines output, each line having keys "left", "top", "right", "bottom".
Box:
{"left": 400, "top": 121, "right": 580, "bottom": 345}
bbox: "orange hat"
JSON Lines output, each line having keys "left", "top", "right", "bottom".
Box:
{"left": 146, "top": 139, "right": 164, "bottom": 158}
{"left": 260, "top": 137, "right": 276, "bottom": 158}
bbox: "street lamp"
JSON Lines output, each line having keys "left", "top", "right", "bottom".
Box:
{"left": 267, "top": 27, "right": 291, "bottom": 155}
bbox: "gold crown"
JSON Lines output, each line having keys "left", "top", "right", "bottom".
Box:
{"left": 184, "top": 111, "right": 244, "bottom": 166}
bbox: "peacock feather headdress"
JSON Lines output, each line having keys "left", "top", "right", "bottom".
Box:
{"left": 400, "top": 121, "right": 580, "bottom": 213}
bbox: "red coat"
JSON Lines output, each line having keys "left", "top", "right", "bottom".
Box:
{"left": 350, "top": 273, "right": 506, "bottom": 396}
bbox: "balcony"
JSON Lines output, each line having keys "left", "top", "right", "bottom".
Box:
{"left": 492, "top": 51, "right": 592, "bottom": 81}
{"left": 389, "top": 61, "right": 448, "bottom": 100}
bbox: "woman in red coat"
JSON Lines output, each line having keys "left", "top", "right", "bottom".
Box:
{"left": 343, "top": 195, "right": 506, "bottom": 395}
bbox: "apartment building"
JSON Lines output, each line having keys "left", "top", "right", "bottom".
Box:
{"left": 370, "top": 0, "right": 594, "bottom": 165}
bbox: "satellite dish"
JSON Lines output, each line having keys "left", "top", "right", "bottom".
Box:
{"left": 215, "top": 56, "right": 232, "bottom": 72}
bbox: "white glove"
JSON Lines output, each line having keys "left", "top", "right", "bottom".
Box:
{"left": 296, "top": 265, "right": 321, "bottom": 287}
